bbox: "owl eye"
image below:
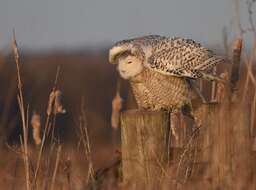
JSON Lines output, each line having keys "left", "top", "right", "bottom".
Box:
{"left": 127, "top": 61, "right": 132, "bottom": 64}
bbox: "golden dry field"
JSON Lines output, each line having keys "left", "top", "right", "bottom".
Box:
{"left": 1, "top": 1, "right": 256, "bottom": 190}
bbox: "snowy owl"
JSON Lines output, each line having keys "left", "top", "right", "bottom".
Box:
{"left": 109, "top": 35, "right": 224, "bottom": 115}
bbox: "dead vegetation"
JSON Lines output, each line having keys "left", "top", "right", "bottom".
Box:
{"left": 0, "top": 1, "right": 256, "bottom": 190}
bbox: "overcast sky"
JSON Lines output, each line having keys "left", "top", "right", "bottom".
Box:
{"left": 0, "top": 0, "right": 252, "bottom": 51}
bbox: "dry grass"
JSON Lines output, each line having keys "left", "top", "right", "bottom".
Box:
{"left": 1, "top": 44, "right": 255, "bottom": 190}
{"left": 0, "top": 1, "right": 256, "bottom": 190}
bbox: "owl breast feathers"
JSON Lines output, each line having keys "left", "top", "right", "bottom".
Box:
{"left": 129, "top": 68, "right": 193, "bottom": 111}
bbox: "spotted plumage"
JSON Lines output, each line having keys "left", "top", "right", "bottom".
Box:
{"left": 110, "top": 35, "right": 224, "bottom": 79}
{"left": 109, "top": 35, "right": 224, "bottom": 112}
{"left": 129, "top": 67, "right": 193, "bottom": 111}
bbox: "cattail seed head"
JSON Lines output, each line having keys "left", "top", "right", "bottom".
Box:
{"left": 47, "top": 90, "right": 56, "bottom": 116}
{"left": 54, "top": 90, "right": 66, "bottom": 114}
{"left": 47, "top": 89, "right": 66, "bottom": 116}
{"left": 31, "top": 112, "right": 42, "bottom": 145}
{"left": 111, "top": 92, "right": 123, "bottom": 129}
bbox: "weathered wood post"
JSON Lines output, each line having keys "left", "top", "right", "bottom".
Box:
{"left": 120, "top": 110, "right": 170, "bottom": 189}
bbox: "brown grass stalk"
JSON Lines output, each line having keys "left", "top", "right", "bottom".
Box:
{"left": 79, "top": 98, "right": 95, "bottom": 185}
{"left": 243, "top": 39, "right": 256, "bottom": 135}
{"left": 32, "top": 66, "right": 61, "bottom": 189}
{"left": 42, "top": 142, "right": 56, "bottom": 190}
{"left": 49, "top": 145, "right": 62, "bottom": 190}
{"left": 12, "top": 30, "right": 31, "bottom": 190}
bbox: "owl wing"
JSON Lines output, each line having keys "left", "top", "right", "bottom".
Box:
{"left": 146, "top": 38, "right": 225, "bottom": 79}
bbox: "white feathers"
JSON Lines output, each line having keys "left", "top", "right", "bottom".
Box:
{"left": 117, "top": 55, "right": 143, "bottom": 79}
{"left": 109, "top": 44, "right": 137, "bottom": 64}
{"left": 109, "top": 46, "right": 127, "bottom": 64}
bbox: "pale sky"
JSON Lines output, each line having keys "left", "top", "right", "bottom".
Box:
{"left": 0, "top": 0, "right": 252, "bottom": 51}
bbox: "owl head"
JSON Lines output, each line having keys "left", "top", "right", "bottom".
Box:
{"left": 109, "top": 43, "right": 144, "bottom": 80}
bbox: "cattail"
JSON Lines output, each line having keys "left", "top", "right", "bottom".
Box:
{"left": 111, "top": 78, "right": 123, "bottom": 129}
{"left": 230, "top": 37, "right": 243, "bottom": 93}
{"left": 54, "top": 90, "right": 66, "bottom": 114}
{"left": 47, "top": 89, "right": 66, "bottom": 116}
{"left": 47, "top": 90, "right": 56, "bottom": 116}
{"left": 111, "top": 92, "right": 123, "bottom": 129}
{"left": 31, "top": 111, "right": 42, "bottom": 145}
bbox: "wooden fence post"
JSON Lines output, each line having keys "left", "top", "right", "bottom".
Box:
{"left": 120, "top": 110, "right": 170, "bottom": 189}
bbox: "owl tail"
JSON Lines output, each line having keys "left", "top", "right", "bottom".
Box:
{"left": 197, "top": 55, "right": 227, "bottom": 83}
{"left": 198, "top": 56, "right": 226, "bottom": 71}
